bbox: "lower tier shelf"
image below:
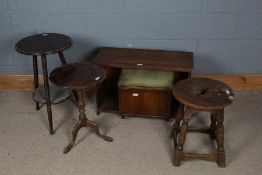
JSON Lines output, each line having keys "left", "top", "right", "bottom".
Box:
{"left": 32, "top": 84, "right": 72, "bottom": 104}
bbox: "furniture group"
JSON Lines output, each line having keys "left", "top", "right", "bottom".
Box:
{"left": 15, "top": 33, "right": 234, "bottom": 167}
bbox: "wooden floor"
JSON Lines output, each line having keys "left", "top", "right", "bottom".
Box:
{"left": 0, "top": 75, "right": 262, "bottom": 91}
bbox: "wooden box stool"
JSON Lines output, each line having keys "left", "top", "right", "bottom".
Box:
{"left": 118, "top": 69, "right": 176, "bottom": 119}
{"left": 171, "top": 78, "right": 234, "bottom": 167}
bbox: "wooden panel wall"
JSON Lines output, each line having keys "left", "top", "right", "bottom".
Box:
{"left": 193, "top": 75, "right": 262, "bottom": 91}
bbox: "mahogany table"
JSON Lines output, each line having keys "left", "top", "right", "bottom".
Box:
{"left": 15, "top": 33, "right": 72, "bottom": 135}
{"left": 49, "top": 62, "right": 113, "bottom": 154}
{"left": 93, "top": 47, "right": 194, "bottom": 119}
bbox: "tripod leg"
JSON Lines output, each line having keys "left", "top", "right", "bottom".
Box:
{"left": 63, "top": 121, "right": 83, "bottom": 154}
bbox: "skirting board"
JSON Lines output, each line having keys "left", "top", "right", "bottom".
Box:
{"left": 0, "top": 76, "right": 44, "bottom": 91}
{"left": 0, "top": 75, "right": 262, "bottom": 91}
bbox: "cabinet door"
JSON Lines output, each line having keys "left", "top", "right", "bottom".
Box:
{"left": 119, "top": 88, "right": 172, "bottom": 117}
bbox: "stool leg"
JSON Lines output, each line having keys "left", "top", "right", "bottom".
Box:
{"left": 215, "top": 109, "right": 226, "bottom": 167}
{"left": 63, "top": 89, "right": 113, "bottom": 154}
{"left": 41, "top": 54, "right": 54, "bottom": 135}
{"left": 171, "top": 104, "right": 184, "bottom": 139}
{"left": 210, "top": 113, "right": 216, "bottom": 139}
{"left": 173, "top": 106, "right": 192, "bottom": 166}
{"left": 32, "top": 55, "right": 40, "bottom": 110}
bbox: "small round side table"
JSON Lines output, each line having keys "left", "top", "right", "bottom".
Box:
{"left": 15, "top": 33, "right": 73, "bottom": 135}
{"left": 171, "top": 78, "right": 234, "bottom": 167}
{"left": 49, "top": 62, "right": 113, "bottom": 154}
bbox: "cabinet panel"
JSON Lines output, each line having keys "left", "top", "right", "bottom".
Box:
{"left": 119, "top": 88, "right": 172, "bottom": 118}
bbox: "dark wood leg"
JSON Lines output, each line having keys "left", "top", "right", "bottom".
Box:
{"left": 210, "top": 113, "right": 216, "bottom": 139}
{"left": 63, "top": 89, "right": 113, "bottom": 154}
{"left": 63, "top": 120, "right": 83, "bottom": 154}
{"left": 71, "top": 90, "right": 78, "bottom": 103}
{"left": 173, "top": 106, "right": 192, "bottom": 166}
{"left": 58, "top": 51, "right": 67, "bottom": 65}
{"left": 41, "top": 54, "right": 54, "bottom": 135}
{"left": 215, "top": 109, "right": 226, "bottom": 167}
{"left": 171, "top": 104, "right": 184, "bottom": 139}
{"left": 85, "top": 119, "right": 113, "bottom": 141}
{"left": 171, "top": 104, "right": 184, "bottom": 164}
{"left": 32, "top": 55, "right": 40, "bottom": 110}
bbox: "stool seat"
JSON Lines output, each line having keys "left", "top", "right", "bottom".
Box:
{"left": 118, "top": 69, "right": 175, "bottom": 90}
{"left": 173, "top": 78, "right": 234, "bottom": 110}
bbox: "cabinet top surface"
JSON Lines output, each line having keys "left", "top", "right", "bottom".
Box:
{"left": 94, "top": 47, "right": 194, "bottom": 72}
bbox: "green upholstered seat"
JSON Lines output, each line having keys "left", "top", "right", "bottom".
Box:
{"left": 118, "top": 69, "right": 175, "bottom": 90}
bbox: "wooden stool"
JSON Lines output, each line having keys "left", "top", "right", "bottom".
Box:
{"left": 171, "top": 78, "right": 234, "bottom": 167}
{"left": 49, "top": 62, "right": 113, "bottom": 154}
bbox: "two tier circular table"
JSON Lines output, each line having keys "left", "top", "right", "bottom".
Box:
{"left": 49, "top": 62, "right": 113, "bottom": 154}
{"left": 15, "top": 33, "right": 73, "bottom": 135}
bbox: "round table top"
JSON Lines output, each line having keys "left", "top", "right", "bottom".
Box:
{"left": 173, "top": 78, "right": 234, "bottom": 110}
{"left": 49, "top": 62, "right": 107, "bottom": 89}
{"left": 15, "top": 33, "right": 72, "bottom": 55}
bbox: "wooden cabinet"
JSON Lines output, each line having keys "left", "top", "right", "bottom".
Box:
{"left": 93, "top": 47, "right": 194, "bottom": 119}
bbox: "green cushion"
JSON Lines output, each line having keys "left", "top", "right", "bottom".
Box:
{"left": 118, "top": 69, "right": 175, "bottom": 90}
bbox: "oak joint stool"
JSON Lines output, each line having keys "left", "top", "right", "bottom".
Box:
{"left": 171, "top": 78, "right": 234, "bottom": 167}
